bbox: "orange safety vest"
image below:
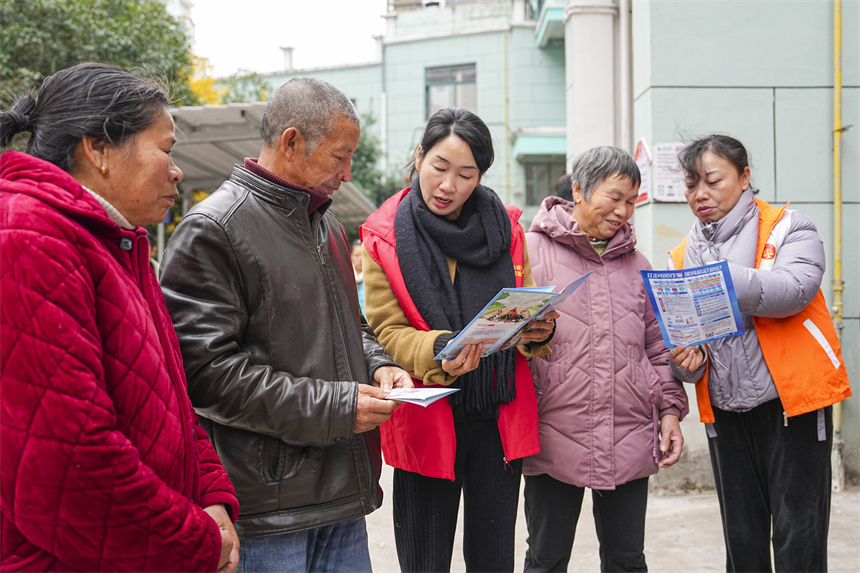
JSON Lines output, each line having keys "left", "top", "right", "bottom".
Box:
{"left": 669, "top": 199, "right": 851, "bottom": 423}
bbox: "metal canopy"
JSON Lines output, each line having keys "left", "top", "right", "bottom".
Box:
{"left": 168, "top": 103, "right": 376, "bottom": 228}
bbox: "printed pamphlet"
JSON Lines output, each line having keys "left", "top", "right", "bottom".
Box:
{"left": 434, "top": 272, "right": 593, "bottom": 360}
{"left": 641, "top": 261, "right": 744, "bottom": 348}
{"left": 386, "top": 387, "right": 460, "bottom": 407}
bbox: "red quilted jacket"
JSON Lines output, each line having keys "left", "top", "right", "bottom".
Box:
{"left": 0, "top": 151, "right": 239, "bottom": 572}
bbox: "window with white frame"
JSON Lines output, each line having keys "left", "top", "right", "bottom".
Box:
{"left": 425, "top": 64, "right": 476, "bottom": 118}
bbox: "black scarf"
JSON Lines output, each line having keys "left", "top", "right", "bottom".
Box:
{"left": 395, "top": 179, "right": 517, "bottom": 417}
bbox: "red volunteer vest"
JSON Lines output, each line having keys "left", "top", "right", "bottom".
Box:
{"left": 360, "top": 188, "right": 540, "bottom": 479}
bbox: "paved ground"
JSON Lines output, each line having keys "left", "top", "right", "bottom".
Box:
{"left": 366, "top": 465, "right": 860, "bottom": 572}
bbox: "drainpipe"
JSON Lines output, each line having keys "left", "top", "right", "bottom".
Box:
{"left": 831, "top": 0, "right": 845, "bottom": 493}
{"left": 378, "top": 34, "right": 388, "bottom": 181}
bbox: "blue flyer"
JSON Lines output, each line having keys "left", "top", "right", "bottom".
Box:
{"left": 641, "top": 261, "right": 744, "bottom": 348}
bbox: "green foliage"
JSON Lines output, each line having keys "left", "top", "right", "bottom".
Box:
{"left": 351, "top": 112, "right": 383, "bottom": 191}
{"left": 218, "top": 69, "right": 272, "bottom": 104}
{"left": 0, "top": 0, "right": 199, "bottom": 110}
{"left": 352, "top": 111, "right": 408, "bottom": 207}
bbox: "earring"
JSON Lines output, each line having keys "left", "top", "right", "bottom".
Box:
{"left": 575, "top": 198, "right": 581, "bottom": 204}
{"left": 100, "top": 165, "right": 107, "bottom": 175}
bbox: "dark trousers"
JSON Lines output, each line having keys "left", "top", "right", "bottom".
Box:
{"left": 523, "top": 473, "right": 649, "bottom": 572}
{"left": 709, "top": 399, "right": 832, "bottom": 573}
{"left": 392, "top": 418, "right": 523, "bottom": 573}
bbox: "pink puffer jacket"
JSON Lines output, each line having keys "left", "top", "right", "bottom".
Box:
{"left": 522, "top": 196, "right": 688, "bottom": 490}
{"left": 0, "top": 151, "right": 239, "bottom": 571}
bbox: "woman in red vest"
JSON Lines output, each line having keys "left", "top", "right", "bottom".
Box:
{"left": 360, "top": 108, "right": 557, "bottom": 572}
{"left": 669, "top": 134, "right": 850, "bottom": 572}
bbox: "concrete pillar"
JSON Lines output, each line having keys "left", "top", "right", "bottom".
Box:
{"left": 564, "top": 0, "right": 619, "bottom": 164}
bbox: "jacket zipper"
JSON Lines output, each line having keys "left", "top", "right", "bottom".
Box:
{"left": 309, "top": 214, "right": 356, "bottom": 393}
{"left": 309, "top": 213, "right": 378, "bottom": 506}
{"left": 313, "top": 236, "right": 354, "bottom": 382}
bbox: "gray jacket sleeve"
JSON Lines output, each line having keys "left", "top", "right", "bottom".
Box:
{"left": 729, "top": 211, "right": 825, "bottom": 318}
{"left": 160, "top": 212, "right": 359, "bottom": 447}
{"left": 669, "top": 346, "right": 708, "bottom": 383}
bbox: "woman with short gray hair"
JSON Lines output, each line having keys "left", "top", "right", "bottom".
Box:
{"left": 522, "top": 146, "right": 688, "bottom": 572}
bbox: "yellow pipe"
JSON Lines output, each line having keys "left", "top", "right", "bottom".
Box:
{"left": 831, "top": 0, "right": 845, "bottom": 493}
{"left": 833, "top": 0, "right": 843, "bottom": 334}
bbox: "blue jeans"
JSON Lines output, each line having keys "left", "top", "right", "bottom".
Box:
{"left": 237, "top": 517, "right": 372, "bottom": 573}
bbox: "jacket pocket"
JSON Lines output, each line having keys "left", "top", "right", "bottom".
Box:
{"left": 639, "top": 355, "right": 664, "bottom": 412}
{"left": 531, "top": 357, "right": 550, "bottom": 406}
{"left": 625, "top": 345, "right": 653, "bottom": 420}
{"left": 259, "top": 435, "right": 305, "bottom": 485}
{"left": 630, "top": 345, "right": 663, "bottom": 463}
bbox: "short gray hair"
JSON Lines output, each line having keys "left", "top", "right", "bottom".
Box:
{"left": 261, "top": 77, "right": 359, "bottom": 153}
{"left": 571, "top": 146, "right": 641, "bottom": 201}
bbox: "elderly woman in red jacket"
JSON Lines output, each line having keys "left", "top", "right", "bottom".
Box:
{"left": 0, "top": 63, "right": 239, "bottom": 572}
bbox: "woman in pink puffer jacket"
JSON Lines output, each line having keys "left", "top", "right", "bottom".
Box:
{"left": 522, "top": 146, "right": 688, "bottom": 573}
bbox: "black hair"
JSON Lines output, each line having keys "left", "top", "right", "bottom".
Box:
{"left": 554, "top": 173, "right": 573, "bottom": 201}
{"left": 0, "top": 62, "right": 170, "bottom": 172}
{"left": 410, "top": 108, "right": 494, "bottom": 179}
{"left": 678, "top": 134, "right": 755, "bottom": 191}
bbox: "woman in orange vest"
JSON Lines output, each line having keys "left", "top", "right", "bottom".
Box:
{"left": 669, "top": 134, "right": 850, "bottom": 572}
{"left": 360, "top": 108, "right": 557, "bottom": 572}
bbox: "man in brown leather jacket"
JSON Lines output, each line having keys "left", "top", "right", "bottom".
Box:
{"left": 160, "top": 77, "right": 411, "bottom": 572}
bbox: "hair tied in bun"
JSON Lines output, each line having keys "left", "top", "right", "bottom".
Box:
{"left": 7, "top": 110, "right": 34, "bottom": 134}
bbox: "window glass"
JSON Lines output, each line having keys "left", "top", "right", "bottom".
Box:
{"left": 525, "top": 161, "right": 566, "bottom": 206}
{"left": 428, "top": 84, "right": 453, "bottom": 116}
{"left": 425, "top": 64, "right": 476, "bottom": 118}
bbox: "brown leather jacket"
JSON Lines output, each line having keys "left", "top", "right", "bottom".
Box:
{"left": 160, "top": 165, "right": 396, "bottom": 538}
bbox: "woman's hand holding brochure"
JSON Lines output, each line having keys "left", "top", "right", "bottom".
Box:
{"left": 669, "top": 344, "right": 705, "bottom": 372}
